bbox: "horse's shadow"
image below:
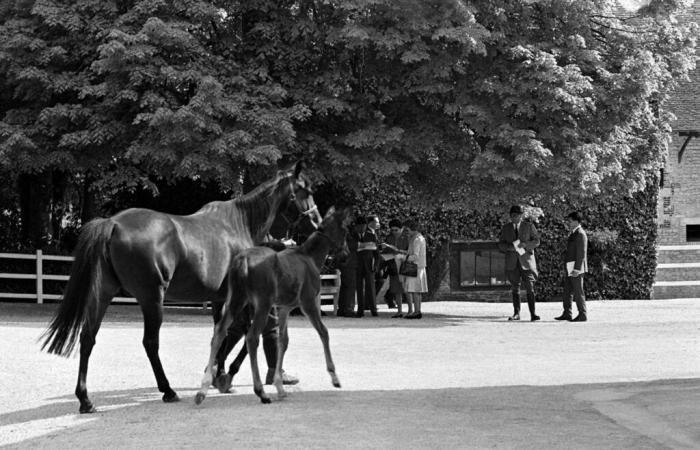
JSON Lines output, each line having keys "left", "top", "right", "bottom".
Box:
{"left": 1, "top": 386, "right": 265, "bottom": 427}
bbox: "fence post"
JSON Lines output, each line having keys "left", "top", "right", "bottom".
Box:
{"left": 36, "top": 249, "right": 43, "bottom": 304}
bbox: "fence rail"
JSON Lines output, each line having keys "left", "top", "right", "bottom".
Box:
{"left": 0, "top": 251, "right": 341, "bottom": 311}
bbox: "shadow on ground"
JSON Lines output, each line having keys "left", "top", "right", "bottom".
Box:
{"left": 2, "top": 378, "right": 699, "bottom": 449}
{"left": 0, "top": 302, "right": 505, "bottom": 330}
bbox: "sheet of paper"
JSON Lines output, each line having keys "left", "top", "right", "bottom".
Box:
{"left": 566, "top": 261, "right": 575, "bottom": 275}
{"left": 513, "top": 240, "right": 525, "bottom": 255}
{"left": 358, "top": 242, "right": 377, "bottom": 251}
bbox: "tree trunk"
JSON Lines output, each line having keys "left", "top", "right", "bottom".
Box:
{"left": 18, "top": 172, "right": 53, "bottom": 249}
{"left": 80, "top": 173, "right": 99, "bottom": 224}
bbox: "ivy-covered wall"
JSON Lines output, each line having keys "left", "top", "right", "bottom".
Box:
{"left": 331, "top": 181, "right": 659, "bottom": 302}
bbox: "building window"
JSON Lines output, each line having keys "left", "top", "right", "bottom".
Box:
{"left": 660, "top": 168, "right": 664, "bottom": 188}
{"left": 450, "top": 241, "right": 508, "bottom": 290}
{"left": 687, "top": 225, "right": 700, "bottom": 242}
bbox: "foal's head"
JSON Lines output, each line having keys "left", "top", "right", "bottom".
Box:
{"left": 317, "top": 206, "right": 352, "bottom": 262}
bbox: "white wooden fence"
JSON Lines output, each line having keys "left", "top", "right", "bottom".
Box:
{"left": 0, "top": 251, "right": 341, "bottom": 311}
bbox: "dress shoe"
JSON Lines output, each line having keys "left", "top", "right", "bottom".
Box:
{"left": 371, "top": 310, "right": 378, "bottom": 317}
{"left": 508, "top": 314, "right": 520, "bottom": 321}
{"left": 572, "top": 315, "right": 587, "bottom": 322}
{"left": 386, "top": 301, "right": 397, "bottom": 309}
{"left": 531, "top": 315, "right": 540, "bottom": 322}
{"left": 265, "top": 369, "right": 299, "bottom": 385}
{"left": 355, "top": 312, "right": 364, "bottom": 318}
{"left": 391, "top": 313, "right": 404, "bottom": 318}
{"left": 554, "top": 314, "right": 572, "bottom": 321}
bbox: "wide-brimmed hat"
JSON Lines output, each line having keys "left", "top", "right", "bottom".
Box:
{"left": 509, "top": 205, "right": 524, "bottom": 214}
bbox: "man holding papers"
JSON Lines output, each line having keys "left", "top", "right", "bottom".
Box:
{"left": 555, "top": 211, "right": 589, "bottom": 322}
{"left": 497, "top": 205, "right": 541, "bottom": 321}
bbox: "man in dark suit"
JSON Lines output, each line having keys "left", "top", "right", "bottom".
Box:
{"left": 498, "top": 205, "right": 541, "bottom": 321}
{"left": 356, "top": 214, "right": 379, "bottom": 317}
{"left": 337, "top": 216, "right": 364, "bottom": 317}
{"left": 555, "top": 211, "right": 588, "bottom": 322}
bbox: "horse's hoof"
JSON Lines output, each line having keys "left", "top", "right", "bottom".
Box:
{"left": 162, "top": 391, "right": 180, "bottom": 403}
{"left": 79, "top": 403, "right": 96, "bottom": 414}
{"left": 194, "top": 392, "right": 206, "bottom": 405}
{"left": 333, "top": 381, "right": 341, "bottom": 388}
{"left": 260, "top": 397, "right": 271, "bottom": 404}
{"left": 215, "top": 374, "right": 233, "bottom": 394}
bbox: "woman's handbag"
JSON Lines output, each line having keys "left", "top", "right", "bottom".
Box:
{"left": 399, "top": 260, "right": 418, "bottom": 277}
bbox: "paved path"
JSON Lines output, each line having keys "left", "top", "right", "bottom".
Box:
{"left": 0, "top": 299, "right": 698, "bottom": 449}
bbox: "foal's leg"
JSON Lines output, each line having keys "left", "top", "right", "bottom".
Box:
{"left": 300, "top": 298, "right": 341, "bottom": 388}
{"left": 247, "top": 303, "right": 273, "bottom": 404}
{"left": 273, "top": 306, "right": 292, "bottom": 398}
{"left": 195, "top": 303, "right": 236, "bottom": 404}
{"left": 138, "top": 289, "right": 178, "bottom": 403}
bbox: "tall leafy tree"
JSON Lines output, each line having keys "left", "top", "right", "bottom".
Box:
{"left": 0, "top": 0, "right": 697, "bottom": 248}
{"left": 246, "top": 0, "right": 696, "bottom": 206}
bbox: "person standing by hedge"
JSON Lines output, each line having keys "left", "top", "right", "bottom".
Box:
{"left": 337, "top": 216, "right": 365, "bottom": 317}
{"left": 356, "top": 214, "right": 380, "bottom": 317}
{"left": 381, "top": 218, "right": 409, "bottom": 317}
{"left": 402, "top": 219, "right": 428, "bottom": 319}
{"left": 555, "top": 211, "right": 588, "bottom": 322}
{"left": 497, "top": 205, "right": 541, "bottom": 321}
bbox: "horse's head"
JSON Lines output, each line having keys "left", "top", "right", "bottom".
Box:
{"left": 317, "top": 206, "right": 352, "bottom": 263}
{"left": 279, "top": 161, "right": 322, "bottom": 230}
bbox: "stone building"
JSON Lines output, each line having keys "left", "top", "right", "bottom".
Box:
{"left": 653, "top": 3, "right": 700, "bottom": 299}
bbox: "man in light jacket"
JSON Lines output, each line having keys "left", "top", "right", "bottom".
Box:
{"left": 498, "top": 205, "right": 541, "bottom": 321}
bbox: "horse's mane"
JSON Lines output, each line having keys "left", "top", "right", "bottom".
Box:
{"left": 196, "top": 170, "right": 293, "bottom": 243}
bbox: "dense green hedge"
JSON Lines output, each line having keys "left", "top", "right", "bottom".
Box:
{"left": 0, "top": 174, "right": 658, "bottom": 301}
{"left": 332, "top": 180, "right": 658, "bottom": 302}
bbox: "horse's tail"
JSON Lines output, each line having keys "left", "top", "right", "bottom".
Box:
{"left": 41, "top": 218, "right": 115, "bottom": 356}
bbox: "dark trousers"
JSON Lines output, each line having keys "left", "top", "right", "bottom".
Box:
{"left": 562, "top": 274, "right": 586, "bottom": 318}
{"left": 356, "top": 262, "right": 377, "bottom": 314}
{"left": 215, "top": 305, "right": 278, "bottom": 377}
{"left": 507, "top": 264, "right": 537, "bottom": 316}
{"left": 338, "top": 265, "right": 357, "bottom": 314}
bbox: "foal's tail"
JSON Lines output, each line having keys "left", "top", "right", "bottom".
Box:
{"left": 41, "top": 218, "right": 115, "bottom": 356}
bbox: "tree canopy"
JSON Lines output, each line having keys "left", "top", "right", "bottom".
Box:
{"left": 0, "top": 0, "right": 697, "bottom": 245}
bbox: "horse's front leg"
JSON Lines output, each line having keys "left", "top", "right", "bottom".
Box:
{"left": 273, "top": 307, "right": 292, "bottom": 399}
{"left": 195, "top": 303, "right": 234, "bottom": 405}
{"left": 247, "top": 304, "right": 273, "bottom": 404}
{"left": 301, "top": 297, "right": 341, "bottom": 388}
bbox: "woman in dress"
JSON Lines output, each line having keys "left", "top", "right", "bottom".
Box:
{"left": 401, "top": 219, "right": 428, "bottom": 319}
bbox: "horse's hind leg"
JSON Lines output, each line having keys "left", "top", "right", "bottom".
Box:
{"left": 75, "top": 285, "right": 116, "bottom": 413}
{"left": 301, "top": 299, "right": 341, "bottom": 388}
{"left": 138, "top": 291, "right": 178, "bottom": 403}
{"left": 247, "top": 304, "right": 273, "bottom": 404}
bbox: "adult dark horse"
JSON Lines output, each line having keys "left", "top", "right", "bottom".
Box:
{"left": 41, "top": 162, "right": 322, "bottom": 413}
{"left": 196, "top": 206, "right": 351, "bottom": 405}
